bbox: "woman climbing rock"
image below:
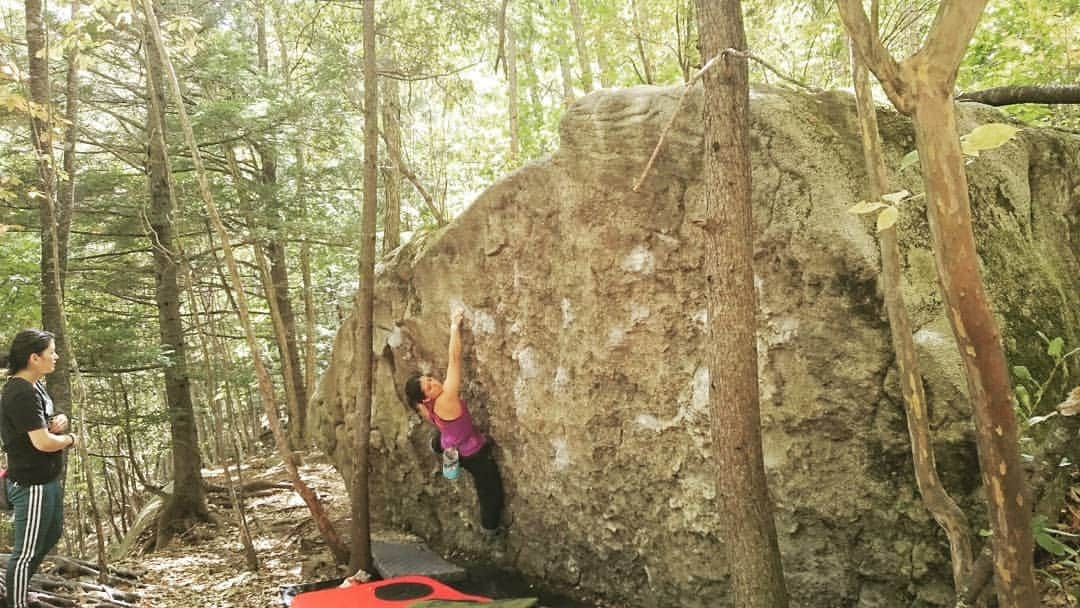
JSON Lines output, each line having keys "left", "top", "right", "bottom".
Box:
{"left": 403, "top": 308, "right": 505, "bottom": 539}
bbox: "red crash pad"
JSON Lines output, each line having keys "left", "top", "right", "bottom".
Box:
{"left": 291, "top": 575, "right": 490, "bottom": 608}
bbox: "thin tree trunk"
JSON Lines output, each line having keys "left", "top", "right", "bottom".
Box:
{"left": 594, "top": 29, "right": 614, "bottom": 88}
{"left": 272, "top": 4, "right": 319, "bottom": 403}
{"left": 140, "top": 0, "right": 349, "bottom": 565}
{"left": 224, "top": 146, "right": 310, "bottom": 463}
{"left": 675, "top": 0, "right": 695, "bottom": 82}
{"left": 849, "top": 25, "right": 973, "bottom": 594}
{"left": 632, "top": 0, "right": 655, "bottom": 84}
{"left": 140, "top": 8, "right": 210, "bottom": 547}
{"left": 184, "top": 270, "right": 227, "bottom": 465}
{"left": 255, "top": 5, "right": 307, "bottom": 445}
{"left": 58, "top": 0, "right": 80, "bottom": 286}
{"left": 301, "top": 236, "right": 317, "bottom": 408}
{"left": 118, "top": 375, "right": 155, "bottom": 493}
{"left": 381, "top": 68, "right": 402, "bottom": 254}
{"left": 266, "top": 237, "right": 307, "bottom": 446}
{"left": 76, "top": 419, "right": 108, "bottom": 582}
{"left": 556, "top": 26, "right": 576, "bottom": 103}
{"left": 100, "top": 459, "right": 123, "bottom": 542}
{"left": 838, "top": 2, "right": 1038, "bottom": 604}
{"left": 506, "top": 8, "right": 520, "bottom": 165}
{"left": 350, "top": 0, "right": 378, "bottom": 574}
{"left": 697, "top": 0, "right": 788, "bottom": 605}
{"left": 112, "top": 434, "right": 131, "bottom": 535}
{"left": 567, "top": 0, "right": 593, "bottom": 92}
{"left": 912, "top": 93, "right": 1037, "bottom": 608}
{"left": 25, "top": 0, "right": 74, "bottom": 414}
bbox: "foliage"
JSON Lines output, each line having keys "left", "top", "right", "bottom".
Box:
{"left": 960, "top": 0, "right": 1080, "bottom": 128}
{"left": 1013, "top": 332, "right": 1079, "bottom": 423}
{"left": 849, "top": 123, "right": 1020, "bottom": 231}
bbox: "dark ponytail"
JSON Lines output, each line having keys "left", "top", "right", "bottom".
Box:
{"left": 5, "top": 329, "right": 55, "bottom": 374}
{"left": 403, "top": 373, "right": 424, "bottom": 414}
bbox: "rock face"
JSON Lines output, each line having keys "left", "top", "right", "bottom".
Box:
{"left": 308, "top": 84, "right": 1080, "bottom": 607}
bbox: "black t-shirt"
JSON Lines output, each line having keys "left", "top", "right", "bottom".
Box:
{"left": 0, "top": 377, "right": 62, "bottom": 484}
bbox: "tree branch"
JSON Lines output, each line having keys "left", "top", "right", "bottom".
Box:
{"left": 835, "top": 0, "right": 906, "bottom": 109}
{"left": 957, "top": 85, "right": 1080, "bottom": 106}
{"left": 919, "top": 0, "right": 990, "bottom": 76}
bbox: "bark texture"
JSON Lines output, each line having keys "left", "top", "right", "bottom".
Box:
{"left": 25, "top": 0, "right": 74, "bottom": 413}
{"left": 141, "top": 13, "right": 209, "bottom": 546}
{"left": 839, "top": 1, "right": 1039, "bottom": 604}
{"left": 850, "top": 39, "right": 973, "bottom": 595}
{"left": 349, "top": 0, "right": 378, "bottom": 574}
{"left": 698, "top": 0, "right": 787, "bottom": 605}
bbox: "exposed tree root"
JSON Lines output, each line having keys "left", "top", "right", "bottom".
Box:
{"left": 0, "top": 554, "right": 143, "bottom": 607}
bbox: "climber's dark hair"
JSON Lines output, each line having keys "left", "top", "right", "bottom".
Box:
{"left": 5, "top": 329, "right": 55, "bottom": 374}
{"left": 403, "top": 373, "right": 425, "bottom": 414}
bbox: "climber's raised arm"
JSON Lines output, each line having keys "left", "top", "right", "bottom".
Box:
{"left": 435, "top": 307, "right": 465, "bottom": 419}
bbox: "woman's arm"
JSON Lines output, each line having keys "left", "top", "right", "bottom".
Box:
{"left": 28, "top": 428, "right": 76, "bottom": 453}
{"left": 435, "top": 308, "right": 465, "bottom": 420}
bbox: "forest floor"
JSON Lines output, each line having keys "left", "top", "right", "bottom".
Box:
{"left": 19, "top": 448, "right": 1079, "bottom": 608}
{"left": 99, "top": 449, "right": 593, "bottom": 608}
{"left": 123, "top": 450, "right": 356, "bottom": 608}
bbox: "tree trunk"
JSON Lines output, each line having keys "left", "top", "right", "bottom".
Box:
{"left": 25, "top": 0, "right": 74, "bottom": 414}
{"left": 350, "top": 0, "right": 378, "bottom": 574}
{"left": 632, "top": 0, "right": 655, "bottom": 84}
{"left": 675, "top": 0, "right": 695, "bottom": 82}
{"left": 556, "top": 26, "right": 576, "bottom": 104}
{"left": 272, "top": 3, "right": 320, "bottom": 406}
{"left": 838, "top": 2, "right": 1039, "bottom": 604}
{"left": 58, "top": 0, "right": 80, "bottom": 286}
{"left": 266, "top": 237, "right": 307, "bottom": 446}
{"left": 255, "top": 7, "right": 307, "bottom": 445}
{"left": 849, "top": 35, "right": 973, "bottom": 594}
{"left": 506, "top": 9, "right": 520, "bottom": 165}
{"left": 141, "top": 11, "right": 210, "bottom": 548}
{"left": 301, "top": 235, "right": 317, "bottom": 407}
{"left": 223, "top": 146, "right": 310, "bottom": 464}
{"left": 567, "top": 0, "right": 593, "bottom": 92}
{"left": 911, "top": 93, "right": 1038, "bottom": 608}
{"left": 139, "top": 0, "right": 349, "bottom": 565}
{"left": 697, "top": 1, "right": 788, "bottom": 605}
{"left": 594, "top": 29, "right": 614, "bottom": 88}
{"left": 381, "top": 68, "right": 402, "bottom": 254}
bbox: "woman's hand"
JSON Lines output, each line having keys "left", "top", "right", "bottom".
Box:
{"left": 451, "top": 307, "right": 465, "bottom": 329}
{"left": 47, "top": 414, "right": 69, "bottom": 434}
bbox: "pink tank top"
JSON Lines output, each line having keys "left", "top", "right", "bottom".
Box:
{"left": 423, "top": 399, "right": 487, "bottom": 457}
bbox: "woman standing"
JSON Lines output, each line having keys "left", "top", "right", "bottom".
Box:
{"left": 404, "top": 309, "right": 505, "bottom": 537}
{"left": 0, "top": 329, "right": 76, "bottom": 608}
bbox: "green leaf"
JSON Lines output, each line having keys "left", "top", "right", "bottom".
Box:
{"left": 961, "top": 123, "right": 1020, "bottom": 156}
{"left": 899, "top": 149, "right": 919, "bottom": 171}
{"left": 1035, "top": 530, "right": 1071, "bottom": 556}
{"left": 1013, "top": 365, "right": 1033, "bottom": 382}
{"left": 881, "top": 190, "right": 911, "bottom": 204}
{"left": 876, "top": 206, "right": 899, "bottom": 232}
{"left": 1047, "top": 337, "right": 1064, "bottom": 358}
{"left": 848, "top": 200, "right": 889, "bottom": 215}
{"left": 1015, "top": 385, "right": 1031, "bottom": 410}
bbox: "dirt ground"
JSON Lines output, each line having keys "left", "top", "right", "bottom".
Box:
{"left": 125, "top": 451, "right": 354, "bottom": 608}
{"left": 21, "top": 449, "right": 1077, "bottom": 608}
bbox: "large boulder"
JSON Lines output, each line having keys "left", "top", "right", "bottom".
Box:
{"left": 308, "top": 84, "right": 1080, "bottom": 607}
